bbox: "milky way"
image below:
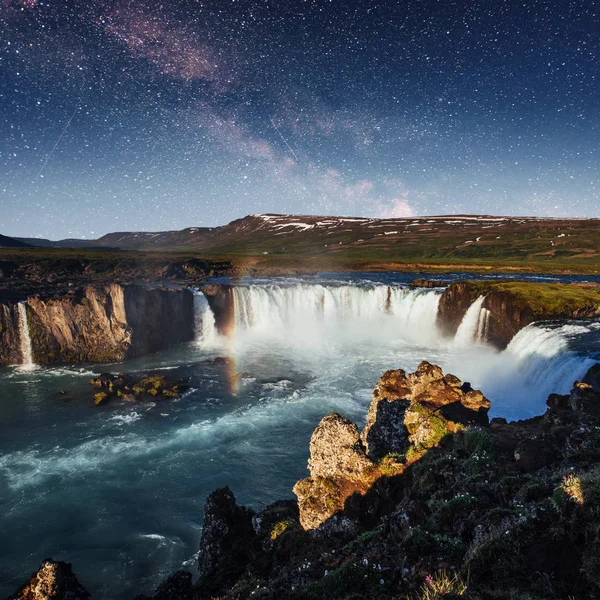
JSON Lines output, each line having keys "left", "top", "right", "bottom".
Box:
{"left": 1, "top": 0, "right": 598, "bottom": 238}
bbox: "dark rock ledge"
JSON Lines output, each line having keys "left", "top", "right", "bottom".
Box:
{"left": 10, "top": 362, "right": 600, "bottom": 600}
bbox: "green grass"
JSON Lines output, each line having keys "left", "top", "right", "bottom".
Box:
{"left": 455, "top": 280, "right": 600, "bottom": 315}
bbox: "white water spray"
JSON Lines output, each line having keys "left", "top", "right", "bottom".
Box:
{"left": 454, "top": 296, "right": 489, "bottom": 345}
{"left": 504, "top": 322, "right": 597, "bottom": 399}
{"left": 231, "top": 284, "right": 443, "bottom": 345}
{"left": 192, "top": 291, "right": 219, "bottom": 346}
{"left": 16, "top": 302, "right": 35, "bottom": 369}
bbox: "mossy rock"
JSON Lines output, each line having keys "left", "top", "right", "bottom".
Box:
{"left": 94, "top": 392, "right": 109, "bottom": 405}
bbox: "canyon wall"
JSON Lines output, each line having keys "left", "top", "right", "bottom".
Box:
{"left": 0, "top": 285, "right": 194, "bottom": 366}
{"left": 438, "top": 280, "right": 600, "bottom": 348}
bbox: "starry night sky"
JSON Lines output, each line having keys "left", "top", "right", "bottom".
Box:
{"left": 1, "top": 0, "right": 598, "bottom": 239}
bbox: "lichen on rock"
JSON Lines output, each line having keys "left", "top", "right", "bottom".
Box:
{"left": 9, "top": 558, "right": 90, "bottom": 600}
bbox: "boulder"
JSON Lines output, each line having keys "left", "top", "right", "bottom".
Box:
{"left": 362, "top": 362, "right": 490, "bottom": 458}
{"left": 9, "top": 559, "right": 90, "bottom": 600}
{"left": 294, "top": 414, "right": 375, "bottom": 531}
{"left": 308, "top": 413, "right": 373, "bottom": 481}
{"left": 197, "top": 487, "right": 255, "bottom": 593}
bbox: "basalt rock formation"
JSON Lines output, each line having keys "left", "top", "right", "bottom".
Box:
{"left": 293, "top": 362, "right": 490, "bottom": 531}
{"left": 9, "top": 559, "right": 90, "bottom": 600}
{"left": 0, "top": 285, "right": 194, "bottom": 365}
{"left": 438, "top": 280, "right": 600, "bottom": 348}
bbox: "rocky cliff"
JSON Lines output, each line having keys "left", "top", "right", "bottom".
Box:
{"left": 438, "top": 280, "right": 600, "bottom": 347}
{"left": 0, "top": 285, "right": 194, "bottom": 366}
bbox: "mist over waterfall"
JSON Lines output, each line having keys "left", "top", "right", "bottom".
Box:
{"left": 454, "top": 295, "right": 489, "bottom": 345}
{"left": 192, "top": 291, "right": 218, "bottom": 346}
{"left": 505, "top": 322, "right": 598, "bottom": 399}
{"left": 16, "top": 302, "right": 35, "bottom": 369}
{"left": 230, "top": 284, "right": 443, "bottom": 345}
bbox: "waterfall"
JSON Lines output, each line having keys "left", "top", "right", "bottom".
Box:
{"left": 454, "top": 296, "right": 488, "bottom": 345}
{"left": 16, "top": 302, "right": 35, "bottom": 369}
{"left": 231, "top": 284, "right": 442, "bottom": 344}
{"left": 192, "top": 291, "right": 219, "bottom": 346}
{"left": 476, "top": 307, "right": 491, "bottom": 343}
{"left": 504, "top": 322, "right": 597, "bottom": 399}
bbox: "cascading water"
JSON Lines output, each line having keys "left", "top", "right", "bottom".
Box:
{"left": 16, "top": 302, "right": 35, "bottom": 369}
{"left": 454, "top": 295, "right": 488, "bottom": 345}
{"left": 192, "top": 291, "right": 219, "bottom": 346}
{"left": 231, "top": 284, "right": 443, "bottom": 345}
{"left": 476, "top": 307, "right": 491, "bottom": 343}
{"left": 504, "top": 322, "right": 598, "bottom": 399}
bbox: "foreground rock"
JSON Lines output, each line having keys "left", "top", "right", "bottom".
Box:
{"left": 9, "top": 559, "right": 89, "bottom": 600}
{"left": 293, "top": 362, "right": 490, "bottom": 531}
{"left": 186, "top": 362, "right": 600, "bottom": 599}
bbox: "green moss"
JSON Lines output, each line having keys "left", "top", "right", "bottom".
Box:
{"left": 270, "top": 519, "right": 297, "bottom": 541}
{"left": 460, "top": 280, "right": 600, "bottom": 316}
{"left": 94, "top": 392, "right": 109, "bottom": 405}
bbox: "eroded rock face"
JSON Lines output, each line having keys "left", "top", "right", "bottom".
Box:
{"left": 9, "top": 558, "right": 90, "bottom": 600}
{"left": 295, "top": 363, "right": 490, "bottom": 531}
{"left": 362, "top": 361, "right": 490, "bottom": 458}
{"left": 308, "top": 414, "right": 373, "bottom": 481}
{"left": 197, "top": 487, "right": 255, "bottom": 593}
{"left": 294, "top": 414, "right": 375, "bottom": 531}
{"left": 0, "top": 285, "right": 194, "bottom": 365}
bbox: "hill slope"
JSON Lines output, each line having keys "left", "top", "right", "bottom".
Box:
{"left": 0, "top": 234, "right": 31, "bottom": 248}
{"left": 12, "top": 213, "right": 600, "bottom": 272}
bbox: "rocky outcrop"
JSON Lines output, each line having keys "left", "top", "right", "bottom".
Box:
{"left": 197, "top": 487, "right": 256, "bottom": 594}
{"left": 0, "top": 285, "right": 195, "bottom": 365}
{"left": 9, "top": 558, "right": 89, "bottom": 600}
{"left": 362, "top": 362, "right": 490, "bottom": 459}
{"left": 89, "top": 372, "right": 189, "bottom": 405}
{"left": 293, "top": 414, "right": 376, "bottom": 531}
{"left": 409, "top": 278, "right": 447, "bottom": 288}
{"left": 438, "top": 280, "right": 600, "bottom": 348}
{"left": 294, "top": 362, "right": 490, "bottom": 530}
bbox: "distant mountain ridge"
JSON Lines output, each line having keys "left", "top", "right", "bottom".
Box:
{"left": 6, "top": 213, "right": 600, "bottom": 266}
{"left": 0, "top": 234, "right": 32, "bottom": 248}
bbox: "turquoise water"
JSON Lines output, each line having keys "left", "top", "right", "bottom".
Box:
{"left": 1, "top": 273, "right": 599, "bottom": 598}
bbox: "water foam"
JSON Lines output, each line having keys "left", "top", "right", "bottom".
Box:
{"left": 16, "top": 302, "right": 36, "bottom": 370}
{"left": 192, "top": 290, "right": 219, "bottom": 347}
{"left": 232, "top": 284, "right": 443, "bottom": 346}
